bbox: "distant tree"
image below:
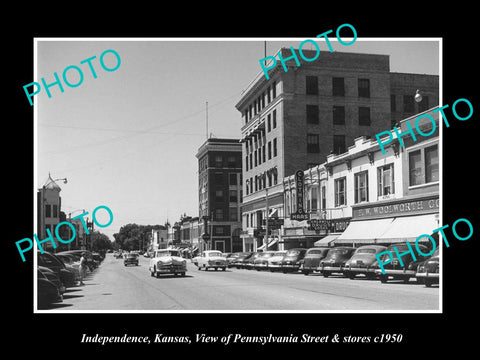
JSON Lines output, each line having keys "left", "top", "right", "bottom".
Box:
{"left": 90, "top": 231, "right": 112, "bottom": 252}
{"left": 113, "top": 223, "right": 165, "bottom": 251}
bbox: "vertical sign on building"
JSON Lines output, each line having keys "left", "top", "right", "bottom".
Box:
{"left": 291, "top": 170, "right": 309, "bottom": 221}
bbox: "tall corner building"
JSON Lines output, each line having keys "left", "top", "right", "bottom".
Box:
{"left": 236, "top": 48, "right": 439, "bottom": 250}
{"left": 196, "top": 138, "right": 243, "bottom": 253}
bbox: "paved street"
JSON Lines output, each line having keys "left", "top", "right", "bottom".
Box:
{"left": 47, "top": 254, "right": 439, "bottom": 311}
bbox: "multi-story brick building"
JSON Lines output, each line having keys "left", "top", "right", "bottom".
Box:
{"left": 196, "top": 138, "right": 243, "bottom": 253}
{"left": 237, "top": 48, "right": 439, "bottom": 251}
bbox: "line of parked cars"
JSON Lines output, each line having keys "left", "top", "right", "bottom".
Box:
{"left": 37, "top": 250, "right": 104, "bottom": 308}
{"left": 222, "top": 243, "right": 440, "bottom": 287}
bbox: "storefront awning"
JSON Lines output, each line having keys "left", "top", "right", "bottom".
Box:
{"left": 314, "top": 233, "right": 340, "bottom": 247}
{"left": 334, "top": 218, "right": 395, "bottom": 244}
{"left": 257, "top": 238, "right": 278, "bottom": 251}
{"left": 377, "top": 214, "right": 439, "bottom": 243}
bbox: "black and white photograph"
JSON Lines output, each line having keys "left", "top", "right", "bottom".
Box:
{"left": 33, "top": 38, "right": 442, "bottom": 313}
{"left": 7, "top": 9, "right": 478, "bottom": 355}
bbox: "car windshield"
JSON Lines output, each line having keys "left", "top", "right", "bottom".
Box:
{"left": 286, "top": 250, "right": 300, "bottom": 256}
{"left": 329, "top": 249, "right": 351, "bottom": 255}
{"left": 127, "top": 254, "right": 137, "bottom": 258}
{"left": 156, "top": 251, "right": 180, "bottom": 257}
{"left": 208, "top": 251, "right": 223, "bottom": 257}
{"left": 356, "top": 248, "right": 377, "bottom": 254}
{"left": 307, "top": 249, "right": 327, "bottom": 255}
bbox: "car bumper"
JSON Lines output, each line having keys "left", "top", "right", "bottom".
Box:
{"left": 319, "top": 266, "right": 343, "bottom": 272}
{"left": 416, "top": 272, "right": 439, "bottom": 279}
{"left": 155, "top": 267, "right": 186, "bottom": 274}
{"left": 375, "top": 269, "right": 416, "bottom": 276}
{"left": 345, "top": 267, "right": 376, "bottom": 274}
{"left": 281, "top": 264, "right": 300, "bottom": 270}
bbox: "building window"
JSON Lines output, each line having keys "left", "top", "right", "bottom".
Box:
{"left": 404, "top": 95, "right": 415, "bottom": 112}
{"left": 272, "top": 109, "right": 277, "bottom": 129}
{"left": 255, "top": 176, "right": 258, "bottom": 192}
{"left": 245, "top": 156, "right": 249, "bottom": 171}
{"left": 378, "top": 164, "right": 395, "bottom": 196}
{"left": 267, "top": 114, "right": 271, "bottom": 132}
{"left": 262, "top": 144, "right": 266, "bottom": 162}
{"left": 306, "top": 76, "right": 318, "bottom": 95}
{"left": 249, "top": 153, "right": 253, "bottom": 170}
{"left": 229, "top": 190, "right": 238, "bottom": 203}
{"left": 249, "top": 177, "right": 253, "bottom": 194}
{"left": 214, "top": 172, "right": 223, "bottom": 184}
{"left": 409, "top": 150, "right": 422, "bottom": 186}
{"left": 258, "top": 147, "right": 262, "bottom": 165}
{"left": 53, "top": 204, "right": 58, "bottom": 218}
{"left": 332, "top": 77, "right": 345, "bottom": 96}
{"left": 306, "top": 105, "right": 319, "bottom": 124}
{"left": 215, "top": 209, "right": 224, "bottom": 221}
{"left": 229, "top": 209, "right": 238, "bottom": 221}
{"left": 227, "top": 156, "right": 236, "bottom": 168}
{"left": 333, "top": 106, "right": 345, "bottom": 125}
{"left": 215, "top": 190, "right": 223, "bottom": 202}
{"left": 268, "top": 141, "right": 272, "bottom": 160}
{"left": 273, "top": 138, "right": 277, "bottom": 157}
{"left": 334, "top": 177, "right": 346, "bottom": 207}
{"left": 45, "top": 204, "right": 51, "bottom": 218}
{"left": 321, "top": 186, "right": 326, "bottom": 210}
{"left": 425, "top": 145, "right": 439, "bottom": 183}
{"left": 358, "top": 78, "right": 370, "bottom": 98}
{"left": 359, "top": 107, "right": 371, "bottom": 126}
{"left": 310, "top": 186, "right": 318, "bottom": 211}
{"left": 215, "top": 155, "right": 222, "bottom": 167}
{"left": 354, "top": 171, "right": 369, "bottom": 204}
{"left": 267, "top": 86, "right": 271, "bottom": 103}
{"left": 273, "top": 169, "right": 278, "bottom": 185}
{"left": 229, "top": 173, "right": 237, "bottom": 186}
{"left": 254, "top": 150, "right": 258, "bottom": 167}
{"left": 307, "top": 134, "right": 320, "bottom": 153}
{"left": 272, "top": 81, "right": 276, "bottom": 98}
{"left": 333, "top": 135, "right": 346, "bottom": 155}
{"left": 245, "top": 180, "right": 249, "bottom": 195}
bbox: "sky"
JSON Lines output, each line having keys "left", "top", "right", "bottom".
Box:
{"left": 35, "top": 38, "right": 440, "bottom": 241}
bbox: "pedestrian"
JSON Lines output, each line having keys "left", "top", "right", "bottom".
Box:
{"left": 79, "top": 252, "right": 87, "bottom": 286}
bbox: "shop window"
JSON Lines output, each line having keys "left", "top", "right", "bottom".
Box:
{"left": 409, "top": 150, "right": 423, "bottom": 186}
{"left": 425, "top": 145, "right": 439, "bottom": 183}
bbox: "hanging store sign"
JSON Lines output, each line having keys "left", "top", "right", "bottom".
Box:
{"left": 290, "top": 170, "right": 310, "bottom": 221}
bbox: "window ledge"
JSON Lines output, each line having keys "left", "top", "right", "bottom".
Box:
{"left": 408, "top": 181, "right": 439, "bottom": 190}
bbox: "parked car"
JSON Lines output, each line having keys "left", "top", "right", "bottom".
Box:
{"left": 38, "top": 266, "right": 65, "bottom": 294}
{"left": 343, "top": 245, "right": 387, "bottom": 279}
{"left": 318, "top": 247, "right": 356, "bottom": 277}
{"left": 243, "top": 252, "right": 263, "bottom": 270}
{"left": 415, "top": 248, "right": 440, "bottom": 287}
{"left": 37, "top": 269, "right": 62, "bottom": 308}
{"left": 267, "top": 251, "right": 287, "bottom": 271}
{"left": 302, "top": 247, "right": 330, "bottom": 275}
{"left": 373, "top": 242, "right": 430, "bottom": 283}
{"left": 37, "top": 251, "right": 76, "bottom": 288}
{"left": 124, "top": 253, "right": 139, "bottom": 266}
{"left": 55, "top": 253, "right": 81, "bottom": 283}
{"left": 225, "top": 252, "right": 242, "bottom": 267}
{"left": 196, "top": 250, "right": 227, "bottom": 271}
{"left": 281, "top": 248, "right": 307, "bottom": 273}
{"left": 149, "top": 249, "right": 187, "bottom": 277}
{"left": 253, "top": 251, "right": 276, "bottom": 270}
{"left": 230, "top": 252, "right": 254, "bottom": 269}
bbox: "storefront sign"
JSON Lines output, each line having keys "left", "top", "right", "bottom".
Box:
{"left": 308, "top": 218, "right": 351, "bottom": 232}
{"left": 353, "top": 197, "right": 439, "bottom": 219}
{"left": 290, "top": 170, "right": 310, "bottom": 221}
